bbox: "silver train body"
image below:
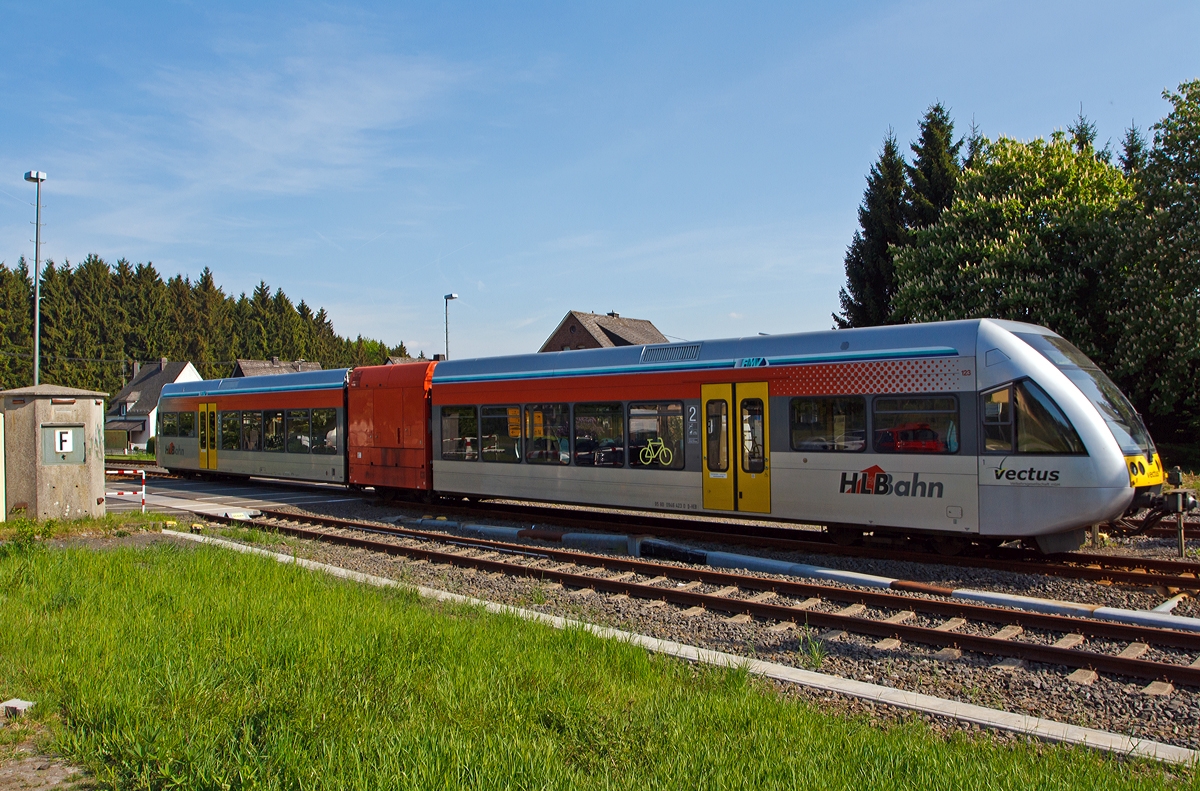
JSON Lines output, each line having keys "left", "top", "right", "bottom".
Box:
{"left": 429, "top": 319, "right": 1162, "bottom": 553}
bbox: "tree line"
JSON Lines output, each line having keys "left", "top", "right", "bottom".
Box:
{"left": 0, "top": 256, "right": 410, "bottom": 395}
{"left": 835, "top": 80, "right": 1200, "bottom": 454}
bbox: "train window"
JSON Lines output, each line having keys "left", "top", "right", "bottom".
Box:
{"left": 575, "top": 403, "right": 625, "bottom": 467}
{"left": 311, "top": 408, "right": 338, "bottom": 455}
{"left": 441, "top": 407, "right": 479, "bottom": 461}
{"left": 220, "top": 411, "right": 241, "bottom": 451}
{"left": 873, "top": 397, "right": 959, "bottom": 454}
{"left": 198, "top": 410, "right": 208, "bottom": 451}
{"left": 264, "top": 410, "right": 285, "bottom": 452}
{"left": 526, "top": 404, "right": 570, "bottom": 465}
{"left": 1015, "top": 332, "right": 1154, "bottom": 460}
{"left": 706, "top": 401, "right": 728, "bottom": 472}
{"left": 982, "top": 381, "right": 1085, "bottom": 455}
{"left": 741, "top": 399, "right": 766, "bottom": 473}
{"left": 629, "top": 402, "right": 685, "bottom": 470}
{"left": 242, "top": 411, "right": 262, "bottom": 451}
{"left": 481, "top": 406, "right": 521, "bottom": 463}
{"left": 981, "top": 388, "right": 1013, "bottom": 451}
{"left": 287, "top": 410, "right": 311, "bottom": 453}
{"left": 789, "top": 397, "right": 866, "bottom": 452}
{"left": 177, "top": 411, "right": 195, "bottom": 438}
{"left": 160, "top": 412, "right": 178, "bottom": 437}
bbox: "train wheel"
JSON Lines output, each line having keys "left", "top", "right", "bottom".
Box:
{"left": 932, "top": 536, "right": 968, "bottom": 557}
{"left": 827, "top": 526, "right": 861, "bottom": 546}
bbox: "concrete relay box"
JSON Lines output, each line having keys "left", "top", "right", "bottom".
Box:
{"left": 2, "top": 384, "right": 108, "bottom": 520}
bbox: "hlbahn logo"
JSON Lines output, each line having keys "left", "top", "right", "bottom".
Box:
{"left": 840, "top": 465, "right": 943, "bottom": 498}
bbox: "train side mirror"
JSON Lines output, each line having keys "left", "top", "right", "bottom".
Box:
{"left": 1167, "top": 466, "right": 1184, "bottom": 487}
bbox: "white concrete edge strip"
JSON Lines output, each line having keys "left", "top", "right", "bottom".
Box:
{"left": 162, "top": 530, "right": 1197, "bottom": 767}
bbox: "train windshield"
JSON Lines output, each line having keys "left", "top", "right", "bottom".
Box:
{"left": 1014, "top": 332, "right": 1155, "bottom": 460}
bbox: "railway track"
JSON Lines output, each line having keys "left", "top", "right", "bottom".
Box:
{"left": 379, "top": 497, "right": 1200, "bottom": 590}
{"left": 204, "top": 508, "right": 1200, "bottom": 690}
{"left": 118, "top": 470, "right": 1200, "bottom": 587}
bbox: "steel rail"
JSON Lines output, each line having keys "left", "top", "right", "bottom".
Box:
{"left": 164, "top": 472, "right": 1200, "bottom": 584}
{"left": 216, "top": 506, "right": 1200, "bottom": 686}
{"left": 216, "top": 513, "right": 1200, "bottom": 688}
{"left": 253, "top": 507, "right": 1200, "bottom": 651}
{"left": 382, "top": 499, "right": 1200, "bottom": 589}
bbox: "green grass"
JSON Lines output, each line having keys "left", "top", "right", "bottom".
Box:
{"left": 0, "top": 511, "right": 168, "bottom": 543}
{"left": 0, "top": 542, "right": 1191, "bottom": 790}
{"left": 105, "top": 452, "right": 157, "bottom": 463}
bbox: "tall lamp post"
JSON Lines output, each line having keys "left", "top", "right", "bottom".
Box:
{"left": 443, "top": 293, "right": 458, "bottom": 360}
{"left": 24, "top": 171, "right": 46, "bottom": 386}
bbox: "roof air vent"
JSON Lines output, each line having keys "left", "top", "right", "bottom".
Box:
{"left": 640, "top": 343, "right": 701, "bottom": 363}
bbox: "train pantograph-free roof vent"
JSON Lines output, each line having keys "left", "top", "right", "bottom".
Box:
{"left": 640, "top": 343, "right": 701, "bottom": 363}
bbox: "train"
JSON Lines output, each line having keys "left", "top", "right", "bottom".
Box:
{"left": 157, "top": 318, "right": 1164, "bottom": 554}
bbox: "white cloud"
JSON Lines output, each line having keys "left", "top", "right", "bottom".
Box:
{"left": 146, "top": 33, "right": 465, "bottom": 195}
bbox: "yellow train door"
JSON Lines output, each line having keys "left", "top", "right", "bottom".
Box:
{"left": 701, "top": 384, "right": 735, "bottom": 511}
{"left": 736, "top": 382, "right": 771, "bottom": 513}
{"left": 198, "top": 403, "right": 217, "bottom": 469}
{"left": 701, "top": 382, "right": 771, "bottom": 513}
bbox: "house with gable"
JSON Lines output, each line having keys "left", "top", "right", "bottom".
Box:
{"left": 105, "top": 358, "right": 203, "bottom": 451}
{"left": 538, "top": 311, "right": 668, "bottom": 353}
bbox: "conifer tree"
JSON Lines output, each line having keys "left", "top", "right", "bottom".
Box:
{"left": 1119, "top": 124, "right": 1148, "bottom": 178}
{"left": 833, "top": 133, "right": 908, "bottom": 328}
{"left": 906, "top": 103, "right": 962, "bottom": 229}
{"left": 0, "top": 255, "right": 405, "bottom": 390}
{"left": 0, "top": 260, "right": 32, "bottom": 386}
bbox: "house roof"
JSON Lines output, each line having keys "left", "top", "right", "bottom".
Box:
{"left": 232, "top": 358, "right": 323, "bottom": 377}
{"left": 105, "top": 420, "right": 145, "bottom": 432}
{"left": 2, "top": 383, "right": 108, "bottom": 398}
{"left": 539, "top": 311, "right": 668, "bottom": 353}
{"left": 105, "top": 361, "right": 194, "bottom": 418}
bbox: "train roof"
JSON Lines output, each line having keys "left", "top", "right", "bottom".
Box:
{"left": 160, "top": 368, "right": 349, "bottom": 399}
{"left": 432, "top": 318, "right": 1053, "bottom": 384}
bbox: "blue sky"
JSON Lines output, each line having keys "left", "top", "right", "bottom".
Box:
{"left": 1, "top": 2, "right": 1196, "bottom": 360}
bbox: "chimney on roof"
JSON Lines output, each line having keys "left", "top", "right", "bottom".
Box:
{"left": 132, "top": 361, "right": 140, "bottom": 379}
{"left": 294, "top": 359, "right": 305, "bottom": 371}
{"left": 271, "top": 356, "right": 280, "bottom": 365}
{"left": 160, "top": 357, "right": 168, "bottom": 370}
{"left": 607, "top": 311, "right": 619, "bottom": 318}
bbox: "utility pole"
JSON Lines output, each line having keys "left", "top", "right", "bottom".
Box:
{"left": 444, "top": 293, "right": 458, "bottom": 359}
{"left": 24, "top": 171, "right": 46, "bottom": 386}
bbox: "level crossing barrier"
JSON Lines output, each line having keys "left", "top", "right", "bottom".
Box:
{"left": 105, "top": 469, "right": 146, "bottom": 513}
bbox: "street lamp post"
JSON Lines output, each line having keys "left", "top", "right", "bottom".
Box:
{"left": 443, "top": 293, "right": 458, "bottom": 360}
{"left": 24, "top": 171, "right": 46, "bottom": 386}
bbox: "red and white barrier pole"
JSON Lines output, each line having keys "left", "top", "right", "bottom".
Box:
{"left": 105, "top": 469, "right": 146, "bottom": 513}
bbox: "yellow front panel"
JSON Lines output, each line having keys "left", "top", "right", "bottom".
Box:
{"left": 701, "top": 384, "right": 735, "bottom": 511}
{"left": 736, "top": 381, "right": 771, "bottom": 514}
{"left": 1127, "top": 452, "right": 1163, "bottom": 488}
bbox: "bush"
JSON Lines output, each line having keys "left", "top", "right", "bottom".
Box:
{"left": 145, "top": 436, "right": 155, "bottom": 454}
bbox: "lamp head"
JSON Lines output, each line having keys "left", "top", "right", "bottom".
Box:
{"left": 444, "top": 293, "right": 458, "bottom": 301}
{"left": 24, "top": 171, "right": 46, "bottom": 183}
